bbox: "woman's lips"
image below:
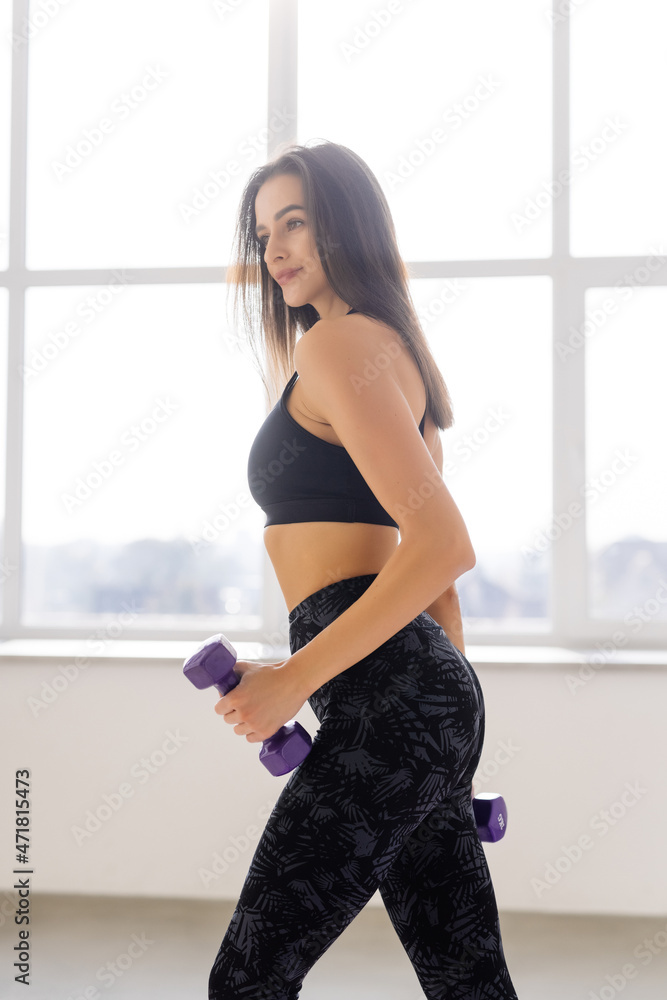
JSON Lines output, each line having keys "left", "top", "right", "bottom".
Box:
{"left": 277, "top": 268, "right": 302, "bottom": 285}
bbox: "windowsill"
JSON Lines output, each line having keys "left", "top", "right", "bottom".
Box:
{"left": 1, "top": 639, "right": 666, "bottom": 668}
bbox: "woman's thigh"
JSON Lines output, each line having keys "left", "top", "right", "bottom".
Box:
{"left": 378, "top": 788, "right": 519, "bottom": 1000}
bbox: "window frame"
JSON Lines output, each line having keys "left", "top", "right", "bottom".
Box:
{"left": 1, "top": 0, "right": 665, "bottom": 648}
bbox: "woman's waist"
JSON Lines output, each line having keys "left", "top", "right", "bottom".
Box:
{"left": 264, "top": 521, "right": 398, "bottom": 613}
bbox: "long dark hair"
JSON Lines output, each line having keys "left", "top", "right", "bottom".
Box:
{"left": 226, "top": 139, "right": 454, "bottom": 430}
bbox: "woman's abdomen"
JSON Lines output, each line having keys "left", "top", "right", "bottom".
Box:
{"left": 264, "top": 520, "right": 399, "bottom": 612}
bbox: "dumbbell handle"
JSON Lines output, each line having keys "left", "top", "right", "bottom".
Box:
{"left": 183, "top": 633, "right": 312, "bottom": 776}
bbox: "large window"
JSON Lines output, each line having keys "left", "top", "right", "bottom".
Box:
{"left": 1, "top": 0, "right": 665, "bottom": 648}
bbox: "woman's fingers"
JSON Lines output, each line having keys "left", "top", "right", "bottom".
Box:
{"left": 215, "top": 696, "right": 239, "bottom": 722}
{"left": 234, "top": 721, "right": 254, "bottom": 736}
{"left": 224, "top": 707, "right": 241, "bottom": 725}
{"left": 215, "top": 689, "right": 255, "bottom": 737}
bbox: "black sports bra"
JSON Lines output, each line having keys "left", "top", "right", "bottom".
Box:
{"left": 246, "top": 309, "right": 426, "bottom": 528}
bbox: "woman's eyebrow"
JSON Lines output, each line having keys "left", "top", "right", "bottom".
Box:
{"left": 255, "top": 204, "right": 305, "bottom": 236}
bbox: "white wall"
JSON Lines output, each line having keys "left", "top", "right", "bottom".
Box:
{"left": 1, "top": 645, "right": 666, "bottom": 917}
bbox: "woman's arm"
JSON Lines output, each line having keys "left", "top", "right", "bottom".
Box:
{"left": 283, "top": 536, "right": 473, "bottom": 702}
{"left": 424, "top": 583, "right": 467, "bottom": 656}
{"left": 222, "top": 536, "right": 473, "bottom": 741}
{"left": 283, "top": 320, "right": 476, "bottom": 700}
{"left": 420, "top": 433, "right": 468, "bottom": 655}
{"left": 218, "top": 320, "right": 476, "bottom": 739}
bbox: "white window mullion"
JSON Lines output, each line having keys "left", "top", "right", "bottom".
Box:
{"left": 267, "top": 0, "right": 298, "bottom": 158}
{"left": 1, "top": 0, "right": 31, "bottom": 639}
{"left": 550, "top": 2, "right": 587, "bottom": 647}
{"left": 261, "top": 0, "right": 299, "bottom": 643}
{"left": 552, "top": 272, "right": 589, "bottom": 647}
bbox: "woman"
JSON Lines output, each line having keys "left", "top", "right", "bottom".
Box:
{"left": 209, "top": 140, "right": 519, "bottom": 999}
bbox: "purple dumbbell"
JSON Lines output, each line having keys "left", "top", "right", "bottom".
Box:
{"left": 472, "top": 792, "right": 508, "bottom": 842}
{"left": 183, "top": 632, "right": 312, "bottom": 776}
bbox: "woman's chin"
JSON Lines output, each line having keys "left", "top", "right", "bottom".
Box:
{"left": 284, "top": 293, "right": 310, "bottom": 310}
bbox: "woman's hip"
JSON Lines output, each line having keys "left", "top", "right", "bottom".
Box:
{"left": 287, "top": 573, "right": 484, "bottom": 734}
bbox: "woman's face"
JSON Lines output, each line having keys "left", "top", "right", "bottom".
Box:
{"left": 254, "top": 173, "right": 339, "bottom": 315}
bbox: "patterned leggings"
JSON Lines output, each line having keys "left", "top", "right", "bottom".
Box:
{"left": 208, "top": 574, "right": 519, "bottom": 999}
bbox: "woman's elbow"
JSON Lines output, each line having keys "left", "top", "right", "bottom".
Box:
{"left": 444, "top": 519, "right": 476, "bottom": 575}
{"left": 435, "top": 537, "right": 476, "bottom": 586}
{"left": 404, "top": 519, "right": 476, "bottom": 575}
{"left": 397, "top": 492, "right": 475, "bottom": 570}
{"left": 445, "top": 534, "right": 475, "bottom": 575}
{"left": 437, "top": 515, "right": 476, "bottom": 574}
{"left": 462, "top": 542, "right": 476, "bottom": 572}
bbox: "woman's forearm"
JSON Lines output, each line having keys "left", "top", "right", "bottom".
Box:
{"left": 283, "top": 535, "right": 474, "bottom": 701}
{"left": 423, "top": 584, "right": 467, "bottom": 656}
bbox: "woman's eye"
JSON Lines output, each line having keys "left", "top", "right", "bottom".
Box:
{"left": 258, "top": 218, "right": 304, "bottom": 247}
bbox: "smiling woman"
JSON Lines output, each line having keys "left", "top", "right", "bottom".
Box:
{"left": 207, "top": 140, "right": 519, "bottom": 1000}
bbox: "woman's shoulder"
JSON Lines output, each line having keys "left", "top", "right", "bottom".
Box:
{"left": 295, "top": 312, "right": 401, "bottom": 370}
{"left": 294, "top": 312, "right": 430, "bottom": 437}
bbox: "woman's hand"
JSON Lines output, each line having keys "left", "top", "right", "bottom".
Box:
{"left": 213, "top": 659, "right": 308, "bottom": 743}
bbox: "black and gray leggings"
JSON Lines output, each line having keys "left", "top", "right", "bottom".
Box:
{"left": 208, "top": 574, "right": 519, "bottom": 999}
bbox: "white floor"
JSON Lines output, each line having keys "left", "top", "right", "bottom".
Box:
{"left": 2, "top": 893, "right": 666, "bottom": 998}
